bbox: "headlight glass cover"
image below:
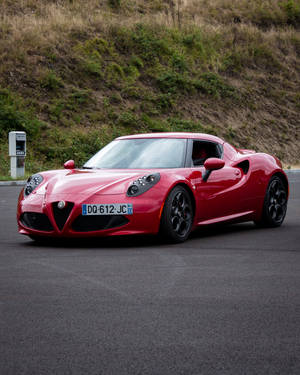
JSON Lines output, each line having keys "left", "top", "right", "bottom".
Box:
{"left": 127, "top": 173, "right": 160, "bottom": 197}
{"left": 24, "top": 174, "right": 43, "bottom": 196}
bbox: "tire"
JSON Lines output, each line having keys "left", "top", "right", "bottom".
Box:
{"left": 255, "top": 175, "right": 288, "bottom": 228}
{"left": 160, "top": 186, "right": 194, "bottom": 243}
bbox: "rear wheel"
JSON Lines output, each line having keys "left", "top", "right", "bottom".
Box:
{"left": 255, "top": 175, "right": 288, "bottom": 227}
{"left": 160, "top": 186, "right": 194, "bottom": 243}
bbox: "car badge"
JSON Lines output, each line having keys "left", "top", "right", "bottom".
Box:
{"left": 57, "top": 201, "right": 66, "bottom": 209}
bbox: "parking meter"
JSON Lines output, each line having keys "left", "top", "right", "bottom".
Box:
{"left": 9, "top": 131, "right": 26, "bottom": 178}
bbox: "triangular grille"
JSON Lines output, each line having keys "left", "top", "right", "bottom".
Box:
{"left": 52, "top": 202, "right": 74, "bottom": 231}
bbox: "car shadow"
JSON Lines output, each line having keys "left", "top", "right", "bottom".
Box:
{"left": 21, "top": 222, "right": 260, "bottom": 249}
{"left": 190, "top": 222, "right": 258, "bottom": 239}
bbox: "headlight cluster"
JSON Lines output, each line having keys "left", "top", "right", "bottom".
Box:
{"left": 127, "top": 173, "right": 160, "bottom": 197}
{"left": 24, "top": 174, "right": 43, "bottom": 196}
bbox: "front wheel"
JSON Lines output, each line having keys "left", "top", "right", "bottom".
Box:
{"left": 160, "top": 186, "right": 194, "bottom": 243}
{"left": 255, "top": 175, "right": 288, "bottom": 227}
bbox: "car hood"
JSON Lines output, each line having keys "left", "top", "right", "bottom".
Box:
{"left": 40, "top": 169, "right": 146, "bottom": 197}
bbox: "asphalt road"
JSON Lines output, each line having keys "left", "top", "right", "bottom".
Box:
{"left": 0, "top": 173, "right": 300, "bottom": 375}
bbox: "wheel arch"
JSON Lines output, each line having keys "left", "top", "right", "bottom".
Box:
{"left": 271, "top": 171, "right": 289, "bottom": 198}
{"left": 172, "top": 182, "right": 196, "bottom": 218}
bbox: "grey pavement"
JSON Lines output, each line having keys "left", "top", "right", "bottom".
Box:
{"left": 0, "top": 173, "right": 299, "bottom": 375}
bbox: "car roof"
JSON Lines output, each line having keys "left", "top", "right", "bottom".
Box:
{"left": 116, "top": 132, "right": 224, "bottom": 144}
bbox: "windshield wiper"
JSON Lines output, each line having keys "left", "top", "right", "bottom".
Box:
{"left": 81, "top": 166, "right": 94, "bottom": 169}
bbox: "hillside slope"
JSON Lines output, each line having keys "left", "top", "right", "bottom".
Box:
{"left": 0, "top": 0, "right": 299, "bottom": 174}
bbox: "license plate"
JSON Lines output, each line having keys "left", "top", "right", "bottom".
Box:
{"left": 82, "top": 204, "right": 133, "bottom": 216}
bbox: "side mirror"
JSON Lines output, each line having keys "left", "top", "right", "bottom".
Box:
{"left": 204, "top": 158, "right": 225, "bottom": 171}
{"left": 64, "top": 160, "right": 75, "bottom": 169}
{"left": 203, "top": 158, "right": 225, "bottom": 182}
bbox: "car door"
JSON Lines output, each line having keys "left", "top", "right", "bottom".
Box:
{"left": 187, "top": 139, "right": 244, "bottom": 222}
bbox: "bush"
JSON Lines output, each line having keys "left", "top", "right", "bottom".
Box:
{"left": 168, "top": 117, "right": 204, "bottom": 132}
{"left": 106, "top": 63, "right": 125, "bottom": 87}
{"left": 117, "top": 111, "right": 138, "bottom": 127}
{"left": 108, "top": 0, "right": 121, "bottom": 9}
{"left": 154, "top": 93, "right": 174, "bottom": 112}
{"left": 157, "top": 71, "right": 191, "bottom": 93}
{"left": 40, "top": 70, "right": 64, "bottom": 91}
{"left": 0, "top": 89, "right": 42, "bottom": 137}
{"left": 113, "top": 24, "right": 171, "bottom": 62}
{"left": 194, "top": 73, "right": 236, "bottom": 98}
{"left": 281, "top": 0, "right": 300, "bottom": 26}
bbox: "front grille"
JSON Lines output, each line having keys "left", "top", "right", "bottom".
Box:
{"left": 72, "top": 215, "right": 129, "bottom": 232}
{"left": 52, "top": 202, "right": 74, "bottom": 231}
{"left": 20, "top": 212, "right": 54, "bottom": 232}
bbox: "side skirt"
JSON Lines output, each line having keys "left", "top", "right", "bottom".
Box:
{"left": 196, "top": 210, "right": 255, "bottom": 226}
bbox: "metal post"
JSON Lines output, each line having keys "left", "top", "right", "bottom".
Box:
{"left": 9, "top": 131, "right": 26, "bottom": 178}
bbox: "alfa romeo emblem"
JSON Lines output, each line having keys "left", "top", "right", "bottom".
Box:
{"left": 57, "top": 201, "right": 66, "bottom": 209}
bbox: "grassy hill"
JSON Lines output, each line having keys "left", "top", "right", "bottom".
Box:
{"left": 0, "top": 0, "right": 299, "bottom": 175}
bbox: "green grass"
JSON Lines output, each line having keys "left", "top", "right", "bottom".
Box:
{"left": 0, "top": 175, "right": 29, "bottom": 181}
{"left": 0, "top": 1, "right": 299, "bottom": 171}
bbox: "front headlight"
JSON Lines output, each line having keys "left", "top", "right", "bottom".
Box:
{"left": 24, "top": 174, "right": 43, "bottom": 196}
{"left": 127, "top": 173, "right": 160, "bottom": 197}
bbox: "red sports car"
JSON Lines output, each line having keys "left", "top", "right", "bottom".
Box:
{"left": 17, "top": 133, "right": 289, "bottom": 243}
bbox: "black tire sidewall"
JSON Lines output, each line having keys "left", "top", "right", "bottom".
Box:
{"left": 160, "top": 186, "right": 193, "bottom": 243}
{"left": 261, "top": 176, "right": 287, "bottom": 227}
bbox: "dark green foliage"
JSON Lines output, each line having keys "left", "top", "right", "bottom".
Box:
{"left": 171, "top": 52, "right": 187, "bottom": 72}
{"left": 0, "top": 88, "right": 42, "bottom": 137}
{"left": 117, "top": 111, "right": 138, "bottom": 127}
{"left": 157, "top": 71, "right": 191, "bottom": 93}
{"left": 132, "top": 24, "right": 170, "bottom": 61}
{"left": 79, "top": 37, "right": 110, "bottom": 57}
{"left": 82, "top": 59, "right": 103, "bottom": 77}
{"left": 35, "top": 129, "right": 105, "bottom": 166}
{"left": 48, "top": 100, "right": 65, "bottom": 121}
{"left": 281, "top": 0, "right": 300, "bottom": 26}
{"left": 121, "top": 86, "right": 143, "bottom": 99}
{"left": 157, "top": 71, "right": 235, "bottom": 98}
{"left": 141, "top": 115, "right": 168, "bottom": 132}
{"left": 130, "top": 55, "right": 144, "bottom": 69}
{"left": 194, "top": 73, "right": 236, "bottom": 98}
{"left": 106, "top": 63, "right": 125, "bottom": 87}
{"left": 154, "top": 93, "right": 174, "bottom": 112}
{"left": 223, "top": 43, "right": 281, "bottom": 73}
{"left": 69, "top": 89, "right": 90, "bottom": 105}
{"left": 70, "top": 130, "right": 104, "bottom": 164}
{"left": 48, "top": 89, "right": 91, "bottom": 121}
{"left": 2, "top": 11, "right": 297, "bottom": 176}
{"left": 108, "top": 0, "right": 121, "bottom": 9}
{"left": 113, "top": 24, "right": 170, "bottom": 62}
{"left": 76, "top": 37, "right": 113, "bottom": 77}
{"left": 40, "top": 70, "right": 64, "bottom": 91}
{"left": 141, "top": 115, "right": 206, "bottom": 133}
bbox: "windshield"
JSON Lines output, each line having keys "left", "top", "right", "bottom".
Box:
{"left": 83, "top": 138, "right": 187, "bottom": 169}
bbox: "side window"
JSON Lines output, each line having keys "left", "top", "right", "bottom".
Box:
{"left": 192, "top": 141, "right": 222, "bottom": 166}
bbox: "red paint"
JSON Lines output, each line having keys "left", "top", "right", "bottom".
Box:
{"left": 64, "top": 160, "right": 75, "bottom": 169}
{"left": 204, "top": 158, "right": 225, "bottom": 170}
{"left": 17, "top": 133, "right": 289, "bottom": 239}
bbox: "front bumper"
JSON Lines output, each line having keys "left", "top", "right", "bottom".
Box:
{"left": 17, "top": 190, "right": 163, "bottom": 238}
